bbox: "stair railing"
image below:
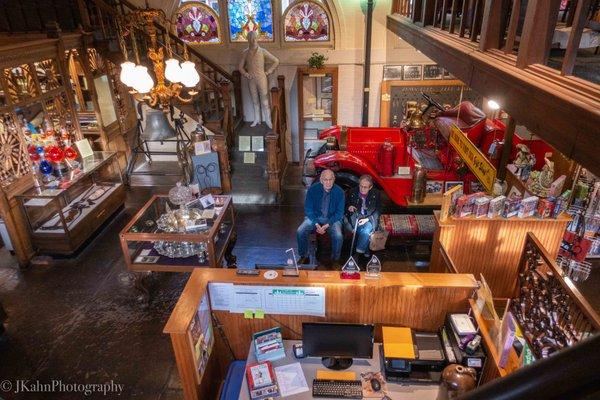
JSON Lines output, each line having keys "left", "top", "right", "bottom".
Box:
{"left": 79, "top": 0, "right": 241, "bottom": 142}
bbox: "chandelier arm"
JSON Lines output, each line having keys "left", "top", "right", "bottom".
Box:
{"left": 175, "top": 92, "right": 194, "bottom": 104}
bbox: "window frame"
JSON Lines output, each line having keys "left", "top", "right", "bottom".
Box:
{"left": 281, "top": 0, "right": 334, "bottom": 46}
{"left": 172, "top": 1, "right": 223, "bottom": 46}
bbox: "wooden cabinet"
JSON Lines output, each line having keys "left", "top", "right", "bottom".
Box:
{"left": 119, "top": 195, "right": 236, "bottom": 271}
{"left": 297, "top": 66, "right": 338, "bottom": 161}
{"left": 16, "top": 152, "right": 125, "bottom": 255}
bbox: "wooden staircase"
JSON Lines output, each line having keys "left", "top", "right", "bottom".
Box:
{"left": 75, "top": 0, "right": 246, "bottom": 191}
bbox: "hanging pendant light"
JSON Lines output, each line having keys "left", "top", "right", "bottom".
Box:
{"left": 165, "top": 58, "right": 183, "bottom": 83}
{"left": 180, "top": 61, "right": 200, "bottom": 88}
{"left": 120, "top": 61, "right": 136, "bottom": 87}
{"left": 132, "top": 65, "right": 154, "bottom": 94}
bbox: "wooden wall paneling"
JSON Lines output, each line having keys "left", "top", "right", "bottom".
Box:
{"left": 561, "top": 0, "right": 592, "bottom": 75}
{"left": 516, "top": 0, "right": 562, "bottom": 68}
{"left": 430, "top": 211, "right": 570, "bottom": 297}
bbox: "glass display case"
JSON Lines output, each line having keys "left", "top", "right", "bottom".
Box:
{"left": 297, "top": 66, "right": 338, "bottom": 161}
{"left": 16, "top": 151, "right": 125, "bottom": 254}
{"left": 119, "top": 195, "right": 236, "bottom": 271}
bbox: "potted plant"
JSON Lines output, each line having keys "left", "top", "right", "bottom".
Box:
{"left": 308, "top": 52, "right": 327, "bottom": 69}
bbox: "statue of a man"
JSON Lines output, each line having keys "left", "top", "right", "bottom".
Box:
{"left": 238, "top": 31, "right": 280, "bottom": 128}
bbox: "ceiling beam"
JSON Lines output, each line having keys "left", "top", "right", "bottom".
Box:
{"left": 387, "top": 15, "right": 600, "bottom": 177}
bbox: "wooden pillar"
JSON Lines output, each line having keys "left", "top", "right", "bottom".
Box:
{"left": 561, "top": 0, "right": 592, "bottom": 75}
{"left": 212, "top": 134, "right": 232, "bottom": 193}
{"left": 479, "top": 0, "right": 504, "bottom": 50}
{"left": 219, "top": 81, "right": 233, "bottom": 144}
{"left": 497, "top": 115, "right": 515, "bottom": 181}
{"left": 516, "top": 0, "right": 561, "bottom": 68}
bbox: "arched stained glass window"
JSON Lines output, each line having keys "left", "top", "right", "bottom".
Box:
{"left": 179, "top": 0, "right": 220, "bottom": 14}
{"left": 228, "top": 0, "right": 274, "bottom": 42}
{"left": 283, "top": 0, "right": 330, "bottom": 42}
{"left": 174, "top": 2, "right": 221, "bottom": 44}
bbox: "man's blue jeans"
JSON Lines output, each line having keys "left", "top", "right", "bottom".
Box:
{"left": 297, "top": 218, "right": 343, "bottom": 260}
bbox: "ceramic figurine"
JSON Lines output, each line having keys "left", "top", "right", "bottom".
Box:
{"left": 513, "top": 144, "right": 534, "bottom": 179}
{"left": 528, "top": 153, "right": 554, "bottom": 197}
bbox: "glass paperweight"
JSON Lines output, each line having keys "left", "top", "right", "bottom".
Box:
{"left": 340, "top": 256, "right": 361, "bottom": 280}
{"left": 365, "top": 255, "right": 382, "bottom": 279}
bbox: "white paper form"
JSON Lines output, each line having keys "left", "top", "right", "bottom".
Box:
{"left": 274, "top": 362, "right": 309, "bottom": 397}
{"left": 231, "top": 286, "right": 264, "bottom": 311}
{"left": 208, "top": 283, "right": 234, "bottom": 311}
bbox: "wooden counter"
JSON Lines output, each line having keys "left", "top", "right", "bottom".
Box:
{"left": 164, "top": 269, "right": 478, "bottom": 400}
{"left": 430, "top": 211, "right": 570, "bottom": 297}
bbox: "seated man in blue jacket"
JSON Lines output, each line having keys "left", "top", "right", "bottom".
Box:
{"left": 297, "top": 169, "right": 345, "bottom": 265}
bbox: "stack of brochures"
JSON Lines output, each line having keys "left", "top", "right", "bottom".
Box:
{"left": 253, "top": 327, "right": 285, "bottom": 362}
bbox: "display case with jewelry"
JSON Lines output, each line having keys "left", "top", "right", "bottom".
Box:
{"left": 119, "top": 193, "right": 236, "bottom": 271}
{"left": 16, "top": 151, "right": 125, "bottom": 254}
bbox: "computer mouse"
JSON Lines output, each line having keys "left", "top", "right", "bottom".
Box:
{"left": 370, "top": 378, "right": 381, "bottom": 392}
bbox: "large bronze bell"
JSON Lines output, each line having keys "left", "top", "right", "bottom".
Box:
{"left": 143, "top": 109, "right": 176, "bottom": 141}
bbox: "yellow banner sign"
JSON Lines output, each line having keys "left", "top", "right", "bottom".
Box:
{"left": 449, "top": 124, "right": 496, "bottom": 193}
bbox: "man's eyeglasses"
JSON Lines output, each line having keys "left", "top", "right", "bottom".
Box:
{"left": 359, "top": 185, "right": 372, "bottom": 189}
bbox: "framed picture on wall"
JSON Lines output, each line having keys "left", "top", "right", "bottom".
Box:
{"left": 445, "top": 181, "right": 463, "bottom": 192}
{"left": 383, "top": 65, "right": 404, "bottom": 80}
{"left": 403, "top": 65, "right": 423, "bottom": 80}
{"left": 423, "top": 65, "right": 444, "bottom": 80}
{"left": 426, "top": 180, "right": 444, "bottom": 194}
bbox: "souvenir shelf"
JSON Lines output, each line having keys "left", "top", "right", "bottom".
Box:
{"left": 16, "top": 151, "right": 125, "bottom": 254}
{"left": 297, "top": 66, "right": 338, "bottom": 161}
{"left": 119, "top": 195, "right": 236, "bottom": 271}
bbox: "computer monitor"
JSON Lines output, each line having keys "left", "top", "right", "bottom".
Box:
{"left": 302, "top": 322, "right": 374, "bottom": 370}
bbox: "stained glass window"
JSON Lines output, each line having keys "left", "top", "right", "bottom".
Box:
{"left": 228, "top": 0, "right": 274, "bottom": 42}
{"left": 283, "top": 1, "right": 330, "bottom": 42}
{"left": 179, "top": 0, "right": 220, "bottom": 14}
{"left": 174, "top": 2, "right": 221, "bottom": 44}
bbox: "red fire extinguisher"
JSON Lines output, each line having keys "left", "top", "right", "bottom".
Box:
{"left": 378, "top": 139, "right": 395, "bottom": 177}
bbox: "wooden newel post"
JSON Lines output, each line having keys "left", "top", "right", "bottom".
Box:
{"left": 212, "top": 134, "right": 232, "bottom": 193}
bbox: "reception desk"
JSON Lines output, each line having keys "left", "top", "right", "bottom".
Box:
{"left": 163, "top": 269, "right": 478, "bottom": 399}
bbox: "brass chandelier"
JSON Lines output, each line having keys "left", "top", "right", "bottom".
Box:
{"left": 118, "top": 1, "right": 199, "bottom": 111}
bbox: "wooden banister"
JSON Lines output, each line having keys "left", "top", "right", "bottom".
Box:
{"left": 266, "top": 75, "right": 288, "bottom": 196}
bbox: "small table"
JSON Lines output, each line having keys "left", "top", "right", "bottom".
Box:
{"left": 240, "top": 340, "right": 439, "bottom": 400}
{"left": 119, "top": 195, "right": 237, "bottom": 300}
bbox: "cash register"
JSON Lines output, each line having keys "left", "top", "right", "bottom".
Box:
{"left": 381, "top": 327, "right": 446, "bottom": 383}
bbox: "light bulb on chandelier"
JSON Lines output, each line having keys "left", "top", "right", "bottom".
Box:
{"left": 180, "top": 61, "right": 200, "bottom": 88}
{"left": 165, "top": 58, "right": 183, "bottom": 83}
{"left": 131, "top": 65, "right": 154, "bottom": 94}
{"left": 120, "top": 61, "right": 136, "bottom": 87}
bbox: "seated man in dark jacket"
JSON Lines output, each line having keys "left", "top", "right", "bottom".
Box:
{"left": 344, "top": 174, "right": 381, "bottom": 259}
{"left": 297, "top": 169, "right": 345, "bottom": 265}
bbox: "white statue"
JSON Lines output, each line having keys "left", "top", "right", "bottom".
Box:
{"left": 238, "top": 31, "right": 280, "bottom": 128}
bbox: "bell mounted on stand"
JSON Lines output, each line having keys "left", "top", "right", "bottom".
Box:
{"left": 143, "top": 109, "right": 177, "bottom": 143}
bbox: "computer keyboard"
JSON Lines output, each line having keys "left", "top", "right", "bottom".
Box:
{"left": 312, "top": 379, "right": 363, "bottom": 398}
